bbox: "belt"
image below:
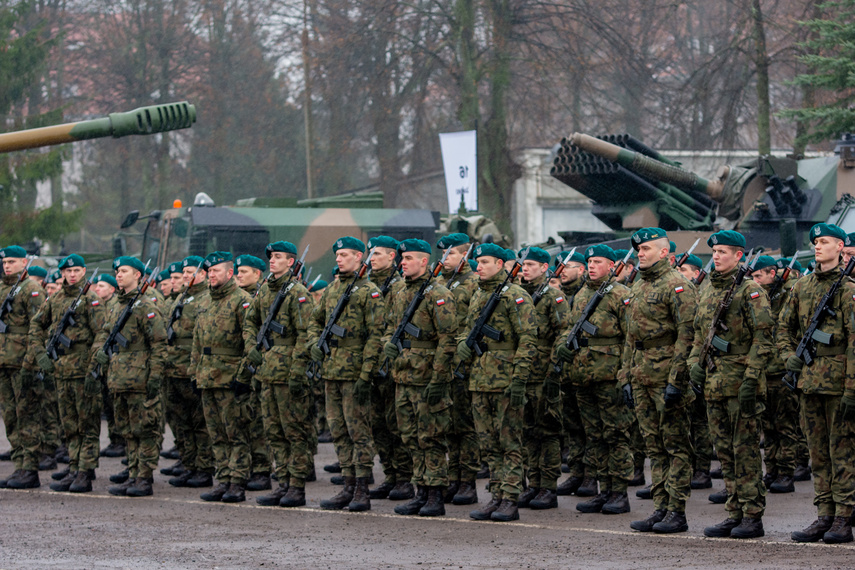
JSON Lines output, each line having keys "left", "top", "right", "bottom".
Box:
{"left": 202, "top": 346, "right": 242, "bottom": 356}
{"left": 579, "top": 337, "right": 622, "bottom": 347}
{"left": 402, "top": 340, "right": 437, "bottom": 349}
{"left": 816, "top": 345, "right": 846, "bottom": 357}
{"left": 634, "top": 334, "right": 676, "bottom": 350}
{"left": 329, "top": 338, "right": 363, "bottom": 348}
{"left": 172, "top": 338, "right": 192, "bottom": 347}
{"left": 1, "top": 325, "right": 29, "bottom": 335}
{"left": 486, "top": 340, "right": 516, "bottom": 351}
{"left": 268, "top": 336, "right": 296, "bottom": 347}
{"left": 57, "top": 343, "right": 90, "bottom": 355}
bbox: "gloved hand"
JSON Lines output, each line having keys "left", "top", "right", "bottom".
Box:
{"left": 664, "top": 383, "right": 682, "bottom": 407}
{"left": 423, "top": 382, "right": 448, "bottom": 407}
{"left": 544, "top": 376, "right": 560, "bottom": 401}
{"left": 839, "top": 391, "right": 855, "bottom": 422}
{"left": 507, "top": 378, "right": 526, "bottom": 408}
{"left": 456, "top": 340, "right": 472, "bottom": 362}
{"left": 146, "top": 375, "right": 162, "bottom": 400}
{"left": 383, "top": 341, "right": 400, "bottom": 360}
{"left": 20, "top": 369, "right": 35, "bottom": 391}
{"left": 251, "top": 377, "right": 261, "bottom": 394}
{"left": 289, "top": 377, "right": 306, "bottom": 398}
{"left": 738, "top": 377, "right": 757, "bottom": 416}
{"left": 622, "top": 383, "right": 635, "bottom": 410}
{"left": 191, "top": 379, "right": 202, "bottom": 396}
{"left": 555, "top": 344, "right": 574, "bottom": 362}
{"left": 94, "top": 349, "right": 110, "bottom": 366}
{"left": 231, "top": 379, "right": 252, "bottom": 397}
{"left": 354, "top": 374, "right": 372, "bottom": 406}
{"left": 786, "top": 355, "right": 804, "bottom": 373}
{"left": 689, "top": 364, "right": 706, "bottom": 386}
{"left": 83, "top": 374, "right": 100, "bottom": 396}
{"left": 247, "top": 346, "right": 263, "bottom": 367}
{"left": 42, "top": 373, "right": 55, "bottom": 391}
{"left": 310, "top": 343, "right": 324, "bottom": 363}
{"left": 37, "top": 353, "right": 55, "bottom": 374}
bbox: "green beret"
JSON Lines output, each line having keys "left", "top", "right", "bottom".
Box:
{"left": 631, "top": 227, "right": 668, "bottom": 250}
{"left": 848, "top": 233, "right": 855, "bottom": 247}
{"left": 265, "top": 241, "right": 297, "bottom": 258}
{"left": 28, "top": 266, "right": 47, "bottom": 278}
{"left": 776, "top": 258, "right": 804, "bottom": 273}
{"left": 93, "top": 274, "right": 118, "bottom": 288}
{"left": 520, "top": 247, "right": 550, "bottom": 264}
{"left": 809, "top": 223, "right": 847, "bottom": 244}
{"left": 45, "top": 270, "right": 61, "bottom": 284}
{"left": 235, "top": 254, "right": 266, "bottom": 272}
{"left": 555, "top": 250, "right": 586, "bottom": 266}
{"left": 182, "top": 256, "right": 205, "bottom": 270}
{"left": 58, "top": 254, "right": 86, "bottom": 270}
{"left": 144, "top": 266, "right": 153, "bottom": 276}
{"left": 309, "top": 279, "right": 328, "bottom": 292}
{"left": 204, "top": 251, "right": 233, "bottom": 269}
{"left": 368, "top": 236, "right": 399, "bottom": 250}
{"left": 398, "top": 239, "right": 431, "bottom": 254}
{"left": 468, "top": 260, "right": 478, "bottom": 271}
{"left": 669, "top": 241, "right": 676, "bottom": 253}
{"left": 707, "top": 230, "right": 746, "bottom": 248}
{"left": 332, "top": 236, "right": 365, "bottom": 253}
{"left": 473, "top": 243, "right": 506, "bottom": 260}
{"left": 585, "top": 244, "right": 616, "bottom": 262}
{"left": 331, "top": 266, "right": 339, "bottom": 276}
{"left": 503, "top": 248, "right": 518, "bottom": 262}
{"left": 0, "top": 245, "right": 27, "bottom": 259}
{"left": 683, "top": 254, "right": 703, "bottom": 269}
{"left": 114, "top": 256, "right": 145, "bottom": 274}
{"left": 168, "top": 262, "right": 182, "bottom": 275}
{"left": 156, "top": 269, "right": 170, "bottom": 283}
{"left": 614, "top": 249, "right": 630, "bottom": 261}
{"left": 753, "top": 255, "right": 777, "bottom": 271}
{"left": 437, "top": 233, "right": 470, "bottom": 249}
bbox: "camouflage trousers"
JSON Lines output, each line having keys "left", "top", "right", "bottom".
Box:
{"left": 533, "top": 380, "right": 563, "bottom": 491}
{"left": 762, "top": 375, "right": 800, "bottom": 476}
{"left": 395, "top": 383, "right": 450, "bottom": 487}
{"left": 202, "top": 388, "right": 252, "bottom": 484}
{"left": 314, "top": 373, "right": 328, "bottom": 434}
{"left": 373, "top": 374, "right": 411, "bottom": 483}
{"left": 248, "top": 387, "right": 271, "bottom": 475}
{"left": 630, "top": 415, "right": 646, "bottom": 471}
{"left": 56, "top": 376, "right": 102, "bottom": 472}
{"left": 576, "top": 381, "right": 634, "bottom": 492}
{"left": 633, "top": 383, "right": 693, "bottom": 512}
{"left": 707, "top": 397, "right": 766, "bottom": 519}
{"left": 113, "top": 391, "right": 162, "bottom": 479}
{"left": 259, "top": 382, "right": 314, "bottom": 487}
{"left": 161, "top": 377, "right": 180, "bottom": 452}
{"left": 797, "top": 419, "right": 810, "bottom": 468}
{"left": 800, "top": 393, "right": 855, "bottom": 517}
{"left": 447, "top": 374, "right": 480, "bottom": 482}
{"left": 326, "top": 379, "right": 375, "bottom": 478}
{"left": 691, "top": 392, "right": 713, "bottom": 471}
{"left": 471, "top": 390, "right": 524, "bottom": 501}
{"left": 561, "top": 380, "right": 587, "bottom": 478}
{"left": 0, "top": 368, "right": 44, "bottom": 471}
{"left": 101, "top": 375, "right": 124, "bottom": 446}
{"left": 166, "top": 376, "right": 213, "bottom": 473}
{"left": 40, "top": 377, "right": 63, "bottom": 456}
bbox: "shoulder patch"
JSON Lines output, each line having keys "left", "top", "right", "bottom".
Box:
{"left": 623, "top": 298, "right": 630, "bottom": 305}
{"left": 146, "top": 312, "right": 156, "bottom": 319}
{"left": 556, "top": 296, "right": 564, "bottom": 304}
{"left": 242, "top": 302, "right": 250, "bottom": 309}
{"left": 515, "top": 297, "right": 525, "bottom": 305}
{"left": 370, "top": 291, "right": 381, "bottom": 299}
{"left": 298, "top": 296, "right": 307, "bottom": 303}
{"left": 436, "top": 298, "right": 446, "bottom": 306}
{"left": 451, "top": 282, "right": 460, "bottom": 290}
{"left": 675, "top": 286, "right": 685, "bottom": 293}
{"left": 605, "top": 284, "right": 615, "bottom": 294}
{"left": 91, "top": 300, "right": 99, "bottom": 306}
{"left": 749, "top": 291, "right": 761, "bottom": 300}
{"left": 31, "top": 291, "right": 39, "bottom": 297}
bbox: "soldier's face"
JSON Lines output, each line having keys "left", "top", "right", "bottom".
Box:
{"left": 336, "top": 249, "right": 363, "bottom": 274}
{"left": 236, "top": 266, "right": 261, "bottom": 288}
{"left": 2, "top": 257, "right": 26, "bottom": 276}
{"left": 170, "top": 273, "right": 184, "bottom": 291}
{"left": 712, "top": 245, "right": 743, "bottom": 273}
{"left": 752, "top": 267, "right": 777, "bottom": 286}
{"left": 586, "top": 256, "right": 614, "bottom": 280}
{"left": 841, "top": 246, "right": 855, "bottom": 265}
{"left": 207, "top": 263, "right": 233, "bottom": 288}
{"left": 115, "top": 266, "right": 141, "bottom": 291}
{"left": 159, "top": 280, "right": 172, "bottom": 296}
{"left": 45, "top": 283, "right": 61, "bottom": 296}
{"left": 401, "top": 252, "right": 428, "bottom": 278}
{"left": 442, "top": 246, "right": 466, "bottom": 271}
{"left": 615, "top": 262, "right": 633, "bottom": 280}
{"left": 476, "top": 256, "right": 504, "bottom": 280}
{"left": 268, "top": 252, "right": 294, "bottom": 277}
{"left": 549, "top": 277, "right": 561, "bottom": 289}
{"left": 677, "top": 265, "right": 700, "bottom": 281}
{"left": 62, "top": 266, "right": 86, "bottom": 285}
{"left": 521, "top": 260, "right": 547, "bottom": 281}
{"left": 561, "top": 263, "right": 584, "bottom": 283}
{"left": 182, "top": 267, "right": 206, "bottom": 287}
{"left": 812, "top": 236, "right": 843, "bottom": 267}
{"left": 636, "top": 240, "right": 669, "bottom": 269}
{"left": 93, "top": 281, "right": 115, "bottom": 300}
{"left": 370, "top": 247, "right": 396, "bottom": 271}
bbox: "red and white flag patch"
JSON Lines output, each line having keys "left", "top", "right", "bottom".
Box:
{"left": 436, "top": 299, "right": 446, "bottom": 306}
{"left": 749, "top": 291, "right": 761, "bottom": 300}
{"left": 31, "top": 291, "right": 39, "bottom": 297}
{"left": 91, "top": 300, "right": 99, "bottom": 306}
{"left": 146, "top": 312, "right": 156, "bottom": 319}
{"left": 675, "top": 286, "right": 684, "bottom": 293}
{"left": 623, "top": 298, "right": 630, "bottom": 305}
{"left": 298, "top": 296, "right": 307, "bottom": 303}
{"left": 371, "top": 291, "right": 381, "bottom": 298}
{"left": 556, "top": 297, "right": 564, "bottom": 304}
{"left": 242, "top": 302, "right": 250, "bottom": 309}
{"left": 515, "top": 297, "right": 525, "bottom": 305}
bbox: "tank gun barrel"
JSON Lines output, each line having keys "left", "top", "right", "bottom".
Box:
{"left": 0, "top": 101, "right": 196, "bottom": 153}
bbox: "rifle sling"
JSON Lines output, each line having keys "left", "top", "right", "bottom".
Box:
{"left": 578, "top": 337, "right": 622, "bottom": 347}
{"left": 1, "top": 325, "right": 29, "bottom": 335}
{"left": 401, "top": 339, "right": 437, "bottom": 349}
{"left": 202, "top": 346, "right": 242, "bottom": 356}
{"left": 634, "top": 334, "right": 677, "bottom": 350}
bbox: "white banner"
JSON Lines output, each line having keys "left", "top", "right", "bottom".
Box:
{"left": 439, "top": 130, "right": 477, "bottom": 213}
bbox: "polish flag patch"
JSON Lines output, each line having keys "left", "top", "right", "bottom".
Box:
{"left": 146, "top": 312, "right": 156, "bottom": 319}
{"left": 515, "top": 297, "right": 525, "bottom": 305}
{"left": 31, "top": 291, "right": 39, "bottom": 297}
{"left": 91, "top": 300, "right": 99, "bottom": 306}
{"left": 436, "top": 299, "right": 446, "bottom": 306}
{"left": 749, "top": 291, "right": 761, "bottom": 299}
{"left": 624, "top": 299, "right": 630, "bottom": 305}
{"left": 371, "top": 292, "right": 381, "bottom": 298}
{"left": 556, "top": 297, "right": 564, "bottom": 304}
{"left": 298, "top": 296, "right": 307, "bottom": 303}
{"left": 675, "top": 286, "right": 684, "bottom": 293}
{"left": 242, "top": 302, "right": 250, "bottom": 309}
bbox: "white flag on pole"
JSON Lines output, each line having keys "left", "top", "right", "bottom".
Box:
{"left": 439, "top": 130, "right": 477, "bottom": 213}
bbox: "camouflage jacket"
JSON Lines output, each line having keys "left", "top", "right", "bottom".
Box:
{"left": 244, "top": 273, "right": 313, "bottom": 383}
{"left": 383, "top": 272, "right": 457, "bottom": 386}
{"left": 30, "top": 281, "right": 104, "bottom": 377}
{"left": 444, "top": 264, "right": 479, "bottom": 334}
{"left": 762, "top": 276, "right": 798, "bottom": 375}
{"left": 190, "top": 277, "right": 252, "bottom": 389}
{"left": 462, "top": 272, "right": 537, "bottom": 392}
{"left": 307, "top": 271, "right": 385, "bottom": 381}
{"left": 165, "top": 282, "right": 210, "bottom": 378}
{"left": 94, "top": 287, "right": 167, "bottom": 392}
{"left": 0, "top": 272, "right": 44, "bottom": 368}
{"left": 778, "top": 262, "right": 855, "bottom": 395}
{"left": 558, "top": 275, "right": 628, "bottom": 386}
{"left": 687, "top": 268, "right": 775, "bottom": 400}
{"left": 519, "top": 275, "right": 570, "bottom": 380}
{"left": 370, "top": 265, "right": 401, "bottom": 300}
{"left": 561, "top": 276, "right": 585, "bottom": 299}
{"left": 620, "top": 258, "right": 696, "bottom": 393}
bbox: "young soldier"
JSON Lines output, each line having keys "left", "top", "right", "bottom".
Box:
{"left": 91, "top": 273, "right": 127, "bottom": 460}
{"left": 382, "top": 239, "right": 456, "bottom": 516}
{"left": 27, "top": 265, "right": 47, "bottom": 287}
{"left": 688, "top": 231, "right": 774, "bottom": 539}
{"left": 157, "top": 270, "right": 173, "bottom": 298}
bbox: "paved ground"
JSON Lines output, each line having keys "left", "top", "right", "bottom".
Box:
{"left": 1, "top": 423, "right": 855, "bottom": 569}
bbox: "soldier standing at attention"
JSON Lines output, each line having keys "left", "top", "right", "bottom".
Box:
{"left": 688, "top": 231, "right": 774, "bottom": 539}
{"left": 457, "top": 243, "right": 537, "bottom": 522}
{"left": 244, "top": 241, "right": 314, "bottom": 508}
{"left": 382, "top": 239, "right": 457, "bottom": 516}
{"left": 781, "top": 224, "right": 855, "bottom": 543}
{"left": 0, "top": 246, "right": 45, "bottom": 489}
{"left": 32, "top": 254, "right": 104, "bottom": 493}
{"left": 308, "top": 237, "right": 384, "bottom": 512}
{"left": 157, "top": 270, "right": 173, "bottom": 299}
{"left": 622, "top": 228, "right": 697, "bottom": 534}
{"left": 91, "top": 274, "right": 127, "bottom": 460}
{"left": 27, "top": 265, "right": 47, "bottom": 287}
{"left": 191, "top": 251, "right": 254, "bottom": 503}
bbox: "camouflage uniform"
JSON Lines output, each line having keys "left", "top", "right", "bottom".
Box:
{"left": 191, "top": 277, "right": 253, "bottom": 485}
{"left": 239, "top": 282, "right": 272, "bottom": 480}
{"left": 99, "top": 294, "right": 124, "bottom": 449}
{"left": 560, "top": 276, "right": 588, "bottom": 478}
{"left": 621, "top": 257, "right": 696, "bottom": 515}
{"left": 688, "top": 268, "right": 774, "bottom": 520}
{"left": 779, "top": 263, "right": 855, "bottom": 518}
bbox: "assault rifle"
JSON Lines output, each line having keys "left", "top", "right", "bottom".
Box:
{"left": 768, "top": 253, "right": 800, "bottom": 302}
{"left": 532, "top": 247, "right": 574, "bottom": 306}
{"left": 693, "top": 257, "right": 715, "bottom": 287}
{"left": 165, "top": 260, "right": 204, "bottom": 345}
{"left": 380, "top": 261, "right": 402, "bottom": 297}
{"left": 0, "top": 258, "right": 34, "bottom": 334}
{"left": 446, "top": 243, "right": 475, "bottom": 285}
{"left": 43, "top": 268, "right": 98, "bottom": 361}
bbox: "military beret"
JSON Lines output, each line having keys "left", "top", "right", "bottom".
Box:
{"left": 437, "top": 233, "right": 470, "bottom": 249}
{"left": 520, "top": 247, "right": 550, "bottom": 264}
{"left": 168, "top": 262, "right": 183, "bottom": 275}
{"left": 265, "top": 241, "right": 297, "bottom": 258}
{"left": 332, "top": 236, "right": 366, "bottom": 253}
{"left": 309, "top": 279, "right": 328, "bottom": 292}
{"left": 776, "top": 258, "right": 804, "bottom": 273}
{"left": 114, "top": 256, "right": 145, "bottom": 274}
{"left": 848, "top": 233, "right": 855, "bottom": 247}
{"left": 585, "top": 244, "right": 616, "bottom": 262}
{"left": 555, "top": 250, "right": 586, "bottom": 266}
{"left": 204, "top": 251, "right": 233, "bottom": 269}
{"left": 93, "top": 274, "right": 118, "bottom": 288}
{"left": 235, "top": 254, "right": 266, "bottom": 272}
{"left": 398, "top": 239, "right": 431, "bottom": 254}
{"left": 58, "top": 254, "right": 86, "bottom": 270}
{"left": 368, "top": 236, "right": 399, "bottom": 250}
{"left": 683, "top": 254, "right": 704, "bottom": 269}
{"left": 707, "top": 230, "right": 746, "bottom": 249}
{"left": 614, "top": 249, "right": 630, "bottom": 262}
{"left": 182, "top": 255, "right": 205, "bottom": 270}
{"left": 156, "top": 269, "right": 171, "bottom": 283}
{"left": 473, "top": 243, "right": 506, "bottom": 260}
{"left": 669, "top": 241, "right": 677, "bottom": 253}
{"left": 809, "top": 223, "right": 847, "bottom": 244}
{"left": 45, "top": 270, "right": 61, "bottom": 284}
{"left": 144, "top": 266, "right": 153, "bottom": 276}
{"left": 468, "top": 260, "right": 478, "bottom": 271}
{"left": 0, "top": 245, "right": 27, "bottom": 259}
{"left": 28, "top": 266, "right": 48, "bottom": 278}
{"left": 753, "top": 255, "right": 777, "bottom": 271}
{"left": 631, "top": 227, "right": 668, "bottom": 250}
{"left": 504, "top": 248, "right": 519, "bottom": 262}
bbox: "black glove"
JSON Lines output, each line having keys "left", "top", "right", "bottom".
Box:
{"left": 191, "top": 379, "right": 202, "bottom": 396}
{"left": 622, "top": 383, "right": 635, "bottom": 410}
{"left": 83, "top": 374, "right": 100, "bottom": 396}
{"left": 423, "top": 382, "right": 447, "bottom": 407}
{"left": 289, "top": 377, "right": 306, "bottom": 398}
{"left": 544, "top": 377, "right": 560, "bottom": 401}
{"left": 231, "top": 379, "right": 252, "bottom": 397}
{"left": 664, "top": 383, "right": 682, "bottom": 407}
{"left": 20, "top": 369, "right": 35, "bottom": 392}
{"left": 354, "top": 374, "right": 372, "bottom": 406}
{"left": 146, "top": 375, "right": 162, "bottom": 400}
{"left": 738, "top": 378, "right": 757, "bottom": 416}
{"left": 506, "top": 378, "right": 526, "bottom": 408}
{"left": 840, "top": 391, "right": 855, "bottom": 422}
{"left": 42, "top": 373, "right": 55, "bottom": 391}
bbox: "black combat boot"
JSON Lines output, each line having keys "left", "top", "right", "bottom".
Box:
{"left": 690, "top": 469, "right": 712, "bottom": 489}
{"left": 348, "top": 477, "right": 371, "bottom": 512}
{"left": 51, "top": 467, "right": 70, "bottom": 481}
{"left": 708, "top": 488, "right": 727, "bottom": 504}
{"left": 769, "top": 475, "right": 795, "bottom": 494}
{"left": 630, "top": 509, "right": 668, "bottom": 532}
{"left": 110, "top": 469, "right": 130, "bottom": 484}
{"left": 200, "top": 481, "right": 230, "bottom": 502}
{"left": 443, "top": 480, "right": 460, "bottom": 503}
{"left": 0, "top": 469, "right": 23, "bottom": 488}
{"left": 127, "top": 477, "right": 154, "bottom": 497}
{"left": 257, "top": 482, "right": 289, "bottom": 506}
{"left": 100, "top": 442, "right": 126, "bottom": 458}
{"left": 108, "top": 478, "right": 136, "bottom": 496}
{"left": 49, "top": 470, "right": 77, "bottom": 492}
{"left": 730, "top": 516, "right": 764, "bottom": 539}
{"left": 160, "top": 445, "right": 180, "bottom": 459}
{"left": 601, "top": 491, "right": 631, "bottom": 515}
{"left": 822, "top": 516, "right": 853, "bottom": 544}
{"left": 306, "top": 465, "right": 316, "bottom": 482}
{"left": 453, "top": 480, "right": 478, "bottom": 505}
{"left": 475, "top": 463, "right": 490, "bottom": 479}
{"left": 652, "top": 511, "right": 688, "bottom": 534}
{"left": 280, "top": 485, "right": 306, "bottom": 507}
{"left": 330, "top": 474, "right": 345, "bottom": 485}
{"left": 469, "top": 495, "right": 502, "bottom": 521}
{"left": 0, "top": 449, "right": 11, "bottom": 461}
{"left": 169, "top": 470, "right": 194, "bottom": 487}
{"left": 7, "top": 469, "right": 40, "bottom": 489}
{"left": 55, "top": 445, "right": 70, "bottom": 464}
{"left": 160, "top": 460, "right": 184, "bottom": 477}
{"left": 491, "top": 499, "right": 519, "bottom": 522}
{"left": 704, "top": 517, "right": 741, "bottom": 538}
{"left": 394, "top": 485, "right": 428, "bottom": 515}
{"left": 793, "top": 463, "right": 811, "bottom": 481}
{"left": 517, "top": 486, "right": 538, "bottom": 509}
{"left": 791, "top": 516, "right": 834, "bottom": 542}
{"left": 529, "top": 488, "right": 558, "bottom": 510}
{"left": 187, "top": 471, "right": 214, "bottom": 488}
{"left": 628, "top": 467, "right": 645, "bottom": 487}
{"left": 709, "top": 467, "right": 723, "bottom": 479}
{"left": 388, "top": 480, "right": 414, "bottom": 501}
{"left": 317, "top": 430, "right": 333, "bottom": 443}
{"left": 221, "top": 482, "right": 246, "bottom": 503}
{"left": 38, "top": 454, "right": 58, "bottom": 471}
{"left": 575, "top": 477, "right": 598, "bottom": 497}
{"left": 576, "top": 490, "right": 610, "bottom": 513}
{"left": 762, "top": 469, "right": 777, "bottom": 489}
{"left": 69, "top": 469, "right": 95, "bottom": 493}
{"left": 323, "top": 461, "right": 342, "bottom": 473}
{"left": 246, "top": 472, "right": 271, "bottom": 491}
{"left": 418, "top": 487, "right": 445, "bottom": 517}
{"left": 320, "top": 476, "right": 355, "bottom": 510}
{"left": 369, "top": 478, "right": 396, "bottom": 499}
{"left": 636, "top": 484, "right": 652, "bottom": 500}
{"left": 556, "top": 476, "right": 582, "bottom": 496}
